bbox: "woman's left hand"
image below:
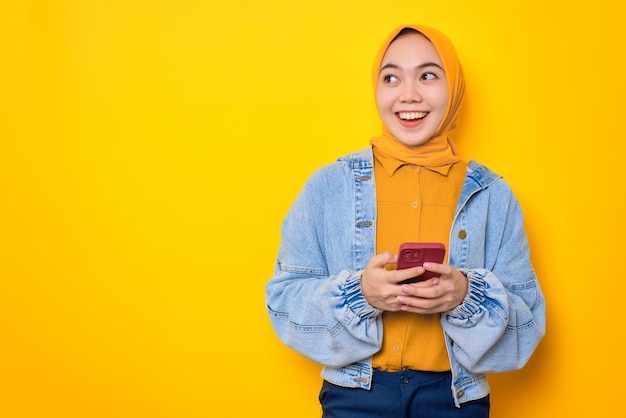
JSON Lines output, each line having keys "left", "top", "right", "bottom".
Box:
{"left": 396, "top": 263, "right": 468, "bottom": 314}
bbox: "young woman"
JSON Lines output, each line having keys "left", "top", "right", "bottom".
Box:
{"left": 266, "top": 24, "right": 545, "bottom": 417}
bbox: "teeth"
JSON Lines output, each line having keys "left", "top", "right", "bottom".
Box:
{"left": 398, "top": 111, "right": 427, "bottom": 120}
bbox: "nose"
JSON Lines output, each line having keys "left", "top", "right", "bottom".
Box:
{"left": 400, "top": 80, "right": 422, "bottom": 103}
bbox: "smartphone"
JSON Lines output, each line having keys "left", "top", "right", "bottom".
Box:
{"left": 396, "top": 242, "right": 446, "bottom": 284}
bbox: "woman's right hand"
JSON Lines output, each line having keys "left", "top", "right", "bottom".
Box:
{"left": 360, "top": 252, "right": 425, "bottom": 311}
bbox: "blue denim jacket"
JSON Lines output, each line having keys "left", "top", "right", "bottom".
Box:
{"left": 265, "top": 147, "right": 545, "bottom": 407}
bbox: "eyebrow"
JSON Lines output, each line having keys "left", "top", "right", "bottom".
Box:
{"left": 379, "top": 62, "right": 445, "bottom": 74}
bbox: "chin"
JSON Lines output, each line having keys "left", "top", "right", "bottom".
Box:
{"left": 388, "top": 127, "right": 434, "bottom": 147}
{"left": 397, "top": 137, "right": 431, "bottom": 147}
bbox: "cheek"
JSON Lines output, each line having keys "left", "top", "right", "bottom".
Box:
{"left": 374, "top": 96, "right": 386, "bottom": 118}
{"left": 375, "top": 91, "right": 394, "bottom": 114}
{"left": 432, "top": 87, "right": 450, "bottom": 111}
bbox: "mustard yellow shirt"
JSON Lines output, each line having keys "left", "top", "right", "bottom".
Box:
{"left": 371, "top": 147, "right": 467, "bottom": 372}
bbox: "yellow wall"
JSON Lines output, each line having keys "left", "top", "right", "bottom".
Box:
{"left": 1, "top": 0, "right": 624, "bottom": 416}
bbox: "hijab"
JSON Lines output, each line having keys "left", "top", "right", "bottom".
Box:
{"left": 370, "top": 25, "right": 465, "bottom": 168}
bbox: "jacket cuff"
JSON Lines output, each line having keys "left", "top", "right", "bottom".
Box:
{"left": 342, "top": 270, "right": 382, "bottom": 319}
{"left": 448, "top": 269, "right": 487, "bottom": 319}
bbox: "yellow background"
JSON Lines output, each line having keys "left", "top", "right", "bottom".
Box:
{"left": 1, "top": 0, "right": 624, "bottom": 416}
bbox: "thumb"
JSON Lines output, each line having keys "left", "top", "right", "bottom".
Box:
{"left": 372, "top": 251, "right": 397, "bottom": 268}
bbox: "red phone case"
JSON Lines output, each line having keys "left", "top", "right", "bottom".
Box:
{"left": 396, "top": 242, "right": 446, "bottom": 284}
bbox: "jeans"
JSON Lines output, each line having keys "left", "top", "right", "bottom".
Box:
{"left": 319, "top": 369, "right": 490, "bottom": 418}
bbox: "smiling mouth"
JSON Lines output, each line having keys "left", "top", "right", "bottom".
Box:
{"left": 397, "top": 111, "right": 428, "bottom": 120}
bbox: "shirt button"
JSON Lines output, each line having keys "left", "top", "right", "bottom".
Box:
{"left": 458, "top": 230, "right": 467, "bottom": 239}
{"left": 393, "top": 345, "right": 400, "bottom": 352}
{"left": 457, "top": 391, "right": 465, "bottom": 398}
{"left": 412, "top": 201, "right": 418, "bottom": 208}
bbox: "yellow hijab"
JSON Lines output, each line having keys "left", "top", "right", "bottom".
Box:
{"left": 370, "top": 25, "right": 465, "bottom": 168}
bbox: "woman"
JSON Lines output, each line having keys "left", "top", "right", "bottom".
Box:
{"left": 266, "top": 24, "right": 545, "bottom": 417}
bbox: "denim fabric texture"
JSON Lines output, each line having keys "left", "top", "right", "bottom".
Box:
{"left": 319, "top": 369, "right": 490, "bottom": 417}
{"left": 266, "top": 146, "right": 545, "bottom": 407}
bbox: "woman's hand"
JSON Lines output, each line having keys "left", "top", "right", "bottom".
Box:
{"left": 360, "top": 252, "right": 426, "bottom": 312}
{"left": 396, "top": 262, "right": 468, "bottom": 314}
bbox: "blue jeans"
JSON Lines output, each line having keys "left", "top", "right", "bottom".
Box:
{"left": 319, "top": 369, "right": 490, "bottom": 418}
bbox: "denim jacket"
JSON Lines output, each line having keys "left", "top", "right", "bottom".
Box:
{"left": 265, "top": 147, "right": 545, "bottom": 407}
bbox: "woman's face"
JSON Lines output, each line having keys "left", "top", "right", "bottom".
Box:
{"left": 375, "top": 32, "right": 449, "bottom": 147}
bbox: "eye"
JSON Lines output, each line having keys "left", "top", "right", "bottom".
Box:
{"left": 421, "top": 72, "right": 437, "bottom": 81}
{"left": 383, "top": 74, "right": 399, "bottom": 84}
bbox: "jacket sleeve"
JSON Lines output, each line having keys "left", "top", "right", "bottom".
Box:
{"left": 265, "top": 168, "right": 383, "bottom": 368}
{"left": 442, "top": 182, "right": 546, "bottom": 373}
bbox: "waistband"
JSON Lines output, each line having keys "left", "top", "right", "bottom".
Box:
{"left": 373, "top": 368, "right": 451, "bottom": 388}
